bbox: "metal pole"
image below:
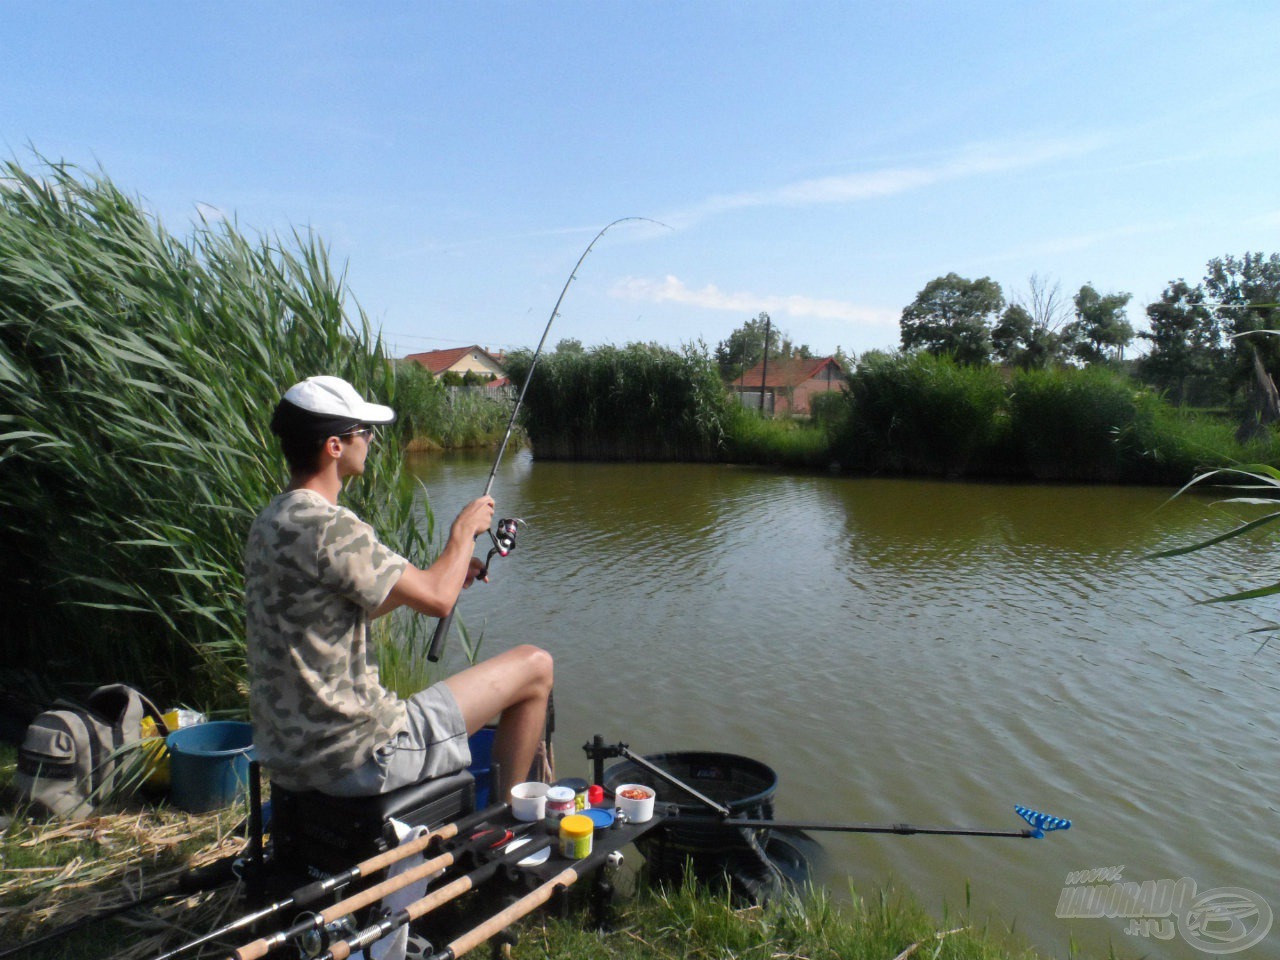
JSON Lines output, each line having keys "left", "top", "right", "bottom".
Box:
{"left": 759, "top": 316, "right": 771, "bottom": 412}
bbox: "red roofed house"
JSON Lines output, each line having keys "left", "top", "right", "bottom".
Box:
{"left": 402, "top": 346, "right": 507, "bottom": 383}
{"left": 731, "top": 356, "right": 845, "bottom": 416}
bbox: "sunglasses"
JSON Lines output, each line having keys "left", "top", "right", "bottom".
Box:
{"left": 339, "top": 426, "right": 376, "bottom": 442}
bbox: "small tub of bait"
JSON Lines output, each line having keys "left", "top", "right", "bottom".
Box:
{"left": 510, "top": 781, "right": 548, "bottom": 822}
{"left": 584, "top": 807, "right": 615, "bottom": 830}
{"left": 614, "top": 783, "right": 655, "bottom": 824}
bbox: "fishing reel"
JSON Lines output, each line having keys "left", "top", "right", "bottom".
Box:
{"left": 482, "top": 517, "right": 526, "bottom": 573}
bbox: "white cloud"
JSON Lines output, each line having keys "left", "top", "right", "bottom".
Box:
{"left": 667, "top": 136, "right": 1105, "bottom": 227}
{"left": 613, "top": 274, "right": 897, "bottom": 327}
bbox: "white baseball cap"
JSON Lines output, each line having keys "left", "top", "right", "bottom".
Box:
{"left": 281, "top": 375, "right": 396, "bottom": 425}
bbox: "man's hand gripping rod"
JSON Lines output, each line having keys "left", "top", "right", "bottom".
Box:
{"left": 427, "top": 217, "right": 659, "bottom": 662}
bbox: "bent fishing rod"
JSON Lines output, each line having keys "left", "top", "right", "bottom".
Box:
{"left": 428, "top": 216, "right": 660, "bottom": 662}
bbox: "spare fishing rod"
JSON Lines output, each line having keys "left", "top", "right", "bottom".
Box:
{"left": 314, "top": 835, "right": 556, "bottom": 960}
{"left": 428, "top": 216, "right": 659, "bottom": 662}
{"left": 152, "top": 803, "right": 507, "bottom": 960}
{"left": 420, "top": 837, "right": 623, "bottom": 960}
{"left": 229, "top": 820, "right": 533, "bottom": 960}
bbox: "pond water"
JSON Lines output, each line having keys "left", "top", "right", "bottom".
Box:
{"left": 407, "top": 450, "right": 1279, "bottom": 959}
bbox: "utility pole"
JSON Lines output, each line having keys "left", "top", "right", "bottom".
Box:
{"left": 759, "top": 315, "right": 771, "bottom": 413}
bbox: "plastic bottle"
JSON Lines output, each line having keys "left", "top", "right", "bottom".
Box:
{"left": 559, "top": 813, "right": 593, "bottom": 860}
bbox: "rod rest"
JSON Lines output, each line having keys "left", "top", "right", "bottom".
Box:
{"left": 271, "top": 769, "right": 477, "bottom": 876}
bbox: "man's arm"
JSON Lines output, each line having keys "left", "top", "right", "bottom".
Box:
{"left": 373, "top": 496, "right": 494, "bottom": 619}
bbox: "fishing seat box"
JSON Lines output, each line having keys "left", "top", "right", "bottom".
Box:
{"left": 270, "top": 769, "right": 476, "bottom": 877}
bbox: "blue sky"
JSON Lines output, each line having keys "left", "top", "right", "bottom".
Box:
{"left": 5, "top": 2, "right": 1278, "bottom": 359}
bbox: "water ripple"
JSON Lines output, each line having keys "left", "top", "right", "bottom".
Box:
{"left": 409, "top": 457, "right": 1280, "bottom": 960}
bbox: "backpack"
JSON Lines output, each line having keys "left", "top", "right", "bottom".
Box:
{"left": 14, "top": 684, "right": 169, "bottom": 820}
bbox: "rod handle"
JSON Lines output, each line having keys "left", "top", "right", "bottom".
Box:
{"left": 232, "top": 937, "right": 273, "bottom": 960}
{"left": 427, "top": 607, "right": 455, "bottom": 662}
{"left": 442, "top": 867, "right": 579, "bottom": 960}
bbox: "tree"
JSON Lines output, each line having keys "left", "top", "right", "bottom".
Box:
{"left": 1136, "top": 280, "right": 1228, "bottom": 405}
{"left": 993, "top": 273, "right": 1073, "bottom": 369}
{"left": 899, "top": 273, "right": 1003, "bottom": 365}
{"left": 1067, "top": 284, "right": 1134, "bottom": 364}
{"left": 554, "top": 337, "right": 585, "bottom": 356}
{"left": 1205, "top": 253, "right": 1280, "bottom": 386}
{"left": 714, "top": 312, "right": 811, "bottom": 382}
{"left": 992, "top": 303, "right": 1034, "bottom": 366}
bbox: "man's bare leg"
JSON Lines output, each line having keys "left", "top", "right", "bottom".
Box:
{"left": 443, "top": 644, "right": 554, "bottom": 799}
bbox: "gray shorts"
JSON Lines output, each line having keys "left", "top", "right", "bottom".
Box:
{"left": 325, "top": 682, "right": 472, "bottom": 797}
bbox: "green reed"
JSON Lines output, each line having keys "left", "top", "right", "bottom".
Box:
{"left": 393, "top": 360, "right": 513, "bottom": 450}
{"left": 508, "top": 341, "right": 732, "bottom": 461}
{"left": 838, "top": 352, "right": 1007, "bottom": 477}
{"left": 1007, "top": 366, "right": 1139, "bottom": 481}
{"left": 0, "top": 157, "right": 430, "bottom": 710}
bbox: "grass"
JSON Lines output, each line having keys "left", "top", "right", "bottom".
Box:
{"left": 515, "top": 873, "right": 1049, "bottom": 960}
{"left": 722, "top": 407, "right": 834, "bottom": 468}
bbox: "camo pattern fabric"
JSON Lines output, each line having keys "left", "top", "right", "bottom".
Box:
{"left": 245, "top": 488, "right": 409, "bottom": 791}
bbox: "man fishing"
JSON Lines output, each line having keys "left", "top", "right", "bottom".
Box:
{"left": 244, "top": 374, "right": 553, "bottom": 801}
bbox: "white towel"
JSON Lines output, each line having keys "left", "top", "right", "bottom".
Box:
{"left": 369, "top": 819, "right": 435, "bottom": 960}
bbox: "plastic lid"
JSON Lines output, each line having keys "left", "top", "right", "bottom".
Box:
{"left": 587, "top": 784, "right": 604, "bottom": 804}
{"left": 546, "top": 786, "right": 575, "bottom": 802}
{"left": 560, "top": 814, "right": 593, "bottom": 839}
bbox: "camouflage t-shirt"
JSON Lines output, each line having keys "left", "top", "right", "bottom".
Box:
{"left": 244, "top": 489, "right": 409, "bottom": 791}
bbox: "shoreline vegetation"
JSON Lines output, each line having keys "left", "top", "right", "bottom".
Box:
{"left": 0, "top": 157, "right": 1239, "bottom": 960}
{"left": 422, "top": 345, "right": 1279, "bottom": 483}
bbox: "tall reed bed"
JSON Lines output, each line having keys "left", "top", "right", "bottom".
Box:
{"left": 509, "top": 342, "right": 732, "bottom": 460}
{"left": 839, "top": 352, "right": 1006, "bottom": 477}
{"left": 0, "top": 158, "right": 428, "bottom": 710}
{"left": 826, "top": 353, "right": 1278, "bottom": 483}
{"left": 1006, "top": 366, "right": 1142, "bottom": 481}
{"left": 393, "top": 361, "right": 513, "bottom": 450}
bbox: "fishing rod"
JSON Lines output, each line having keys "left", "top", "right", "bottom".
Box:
{"left": 420, "top": 838, "right": 619, "bottom": 960}
{"left": 229, "top": 820, "right": 534, "bottom": 960}
{"left": 153, "top": 803, "right": 506, "bottom": 960}
{"left": 675, "top": 805, "right": 1071, "bottom": 840}
{"left": 314, "top": 835, "right": 556, "bottom": 960}
{"left": 428, "top": 217, "right": 660, "bottom": 662}
{"left": 602, "top": 742, "right": 1070, "bottom": 840}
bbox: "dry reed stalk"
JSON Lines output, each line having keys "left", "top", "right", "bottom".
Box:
{"left": 0, "top": 805, "right": 243, "bottom": 945}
